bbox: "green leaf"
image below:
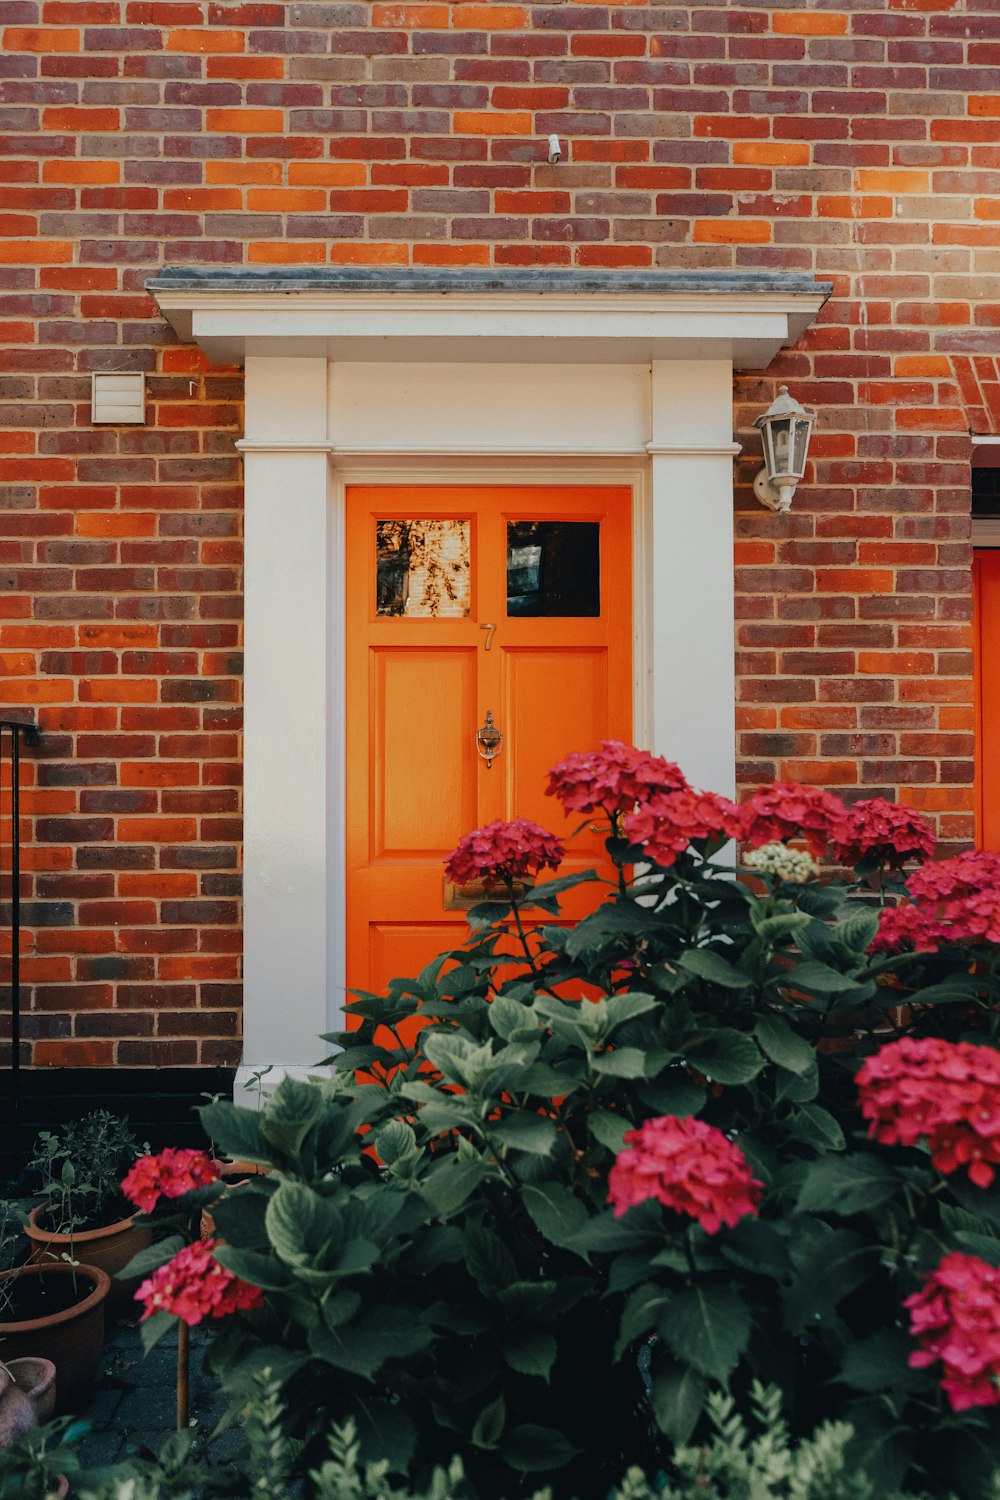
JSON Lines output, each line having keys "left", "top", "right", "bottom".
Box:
{"left": 521, "top": 1183, "right": 589, "bottom": 1251}
{"left": 471, "top": 1395, "right": 505, "bottom": 1450}
{"left": 489, "top": 994, "right": 537, "bottom": 1041}
{"left": 753, "top": 911, "right": 813, "bottom": 941}
{"left": 118, "top": 1234, "right": 185, "bottom": 1281}
{"left": 796, "top": 1154, "right": 900, "bottom": 1216}
{"left": 504, "top": 1424, "right": 579, "bottom": 1473}
{"left": 353, "top": 1401, "right": 416, "bottom": 1474}
{"left": 419, "top": 1155, "right": 487, "bottom": 1218}
{"left": 755, "top": 1013, "right": 814, "bottom": 1075}
{"left": 376, "top": 1119, "right": 417, "bottom": 1165}
{"left": 491, "top": 1114, "right": 558, "bottom": 1156}
{"left": 605, "top": 992, "right": 659, "bottom": 1029}
{"left": 836, "top": 906, "right": 880, "bottom": 953}
{"left": 140, "top": 1310, "right": 175, "bottom": 1354}
{"left": 198, "top": 1102, "right": 271, "bottom": 1166}
{"left": 589, "top": 1108, "right": 631, "bottom": 1154}
{"left": 949, "top": 1175, "right": 1000, "bottom": 1229}
{"left": 659, "top": 1283, "right": 751, "bottom": 1384}
{"left": 463, "top": 1225, "right": 517, "bottom": 1292}
{"left": 265, "top": 1181, "right": 337, "bottom": 1266}
{"left": 210, "top": 1186, "right": 270, "bottom": 1246}
{"left": 679, "top": 949, "right": 752, "bottom": 989}
{"left": 261, "top": 1075, "right": 325, "bottom": 1156}
{"left": 524, "top": 870, "right": 599, "bottom": 907}
{"left": 503, "top": 1329, "right": 557, "bottom": 1381}
{"left": 213, "top": 1245, "right": 292, "bottom": 1292}
{"left": 839, "top": 1329, "right": 918, "bottom": 1393}
{"left": 682, "top": 1029, "right": 763, "bottom": 1086}
{"left": 649, "top": 1360, "right": 708, "bottom": 1446}
{"left": 787, "top": 960, "right": 865, "bottom": 995}
{"left": 591, "top": 1047, "right": 648, "bottom": 1079}
{"left": 615, "top": 1286, "right": 671, "bottom": 1360}
{"left": 791, "top": 1102, "right": 845, "bottom": 1152}
{"left": 517, "top": 1061, "right": 587, "bottom": 1096}
{"left": 900, "top": 978, "right": 988, "bottom": 1008}
{"left": 309, "top": 1305, "right": 433, "bottom": 1380}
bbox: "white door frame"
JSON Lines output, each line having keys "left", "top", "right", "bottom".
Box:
{"left": 147, "top": 271, "right": 828, "bottom": 1095}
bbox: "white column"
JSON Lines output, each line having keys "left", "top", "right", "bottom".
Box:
{"left": 648, "top": 361, "right": 739, "bottom": 801}
{"left": 237, "top": 357, "right": 336, "bottom": 1093}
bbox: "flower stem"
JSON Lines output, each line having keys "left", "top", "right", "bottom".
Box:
{"left": 507, "top": 879, "right": 541, "bottom": 979}
{"left": 177, "top": 1318, "right": 190, "bottom": 1431}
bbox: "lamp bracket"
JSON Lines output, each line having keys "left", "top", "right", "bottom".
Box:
{"left": 753, "top": 469, "right": 795, "bottom": 514}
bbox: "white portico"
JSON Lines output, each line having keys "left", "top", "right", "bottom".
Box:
{"left": 148, "top": 267, "right": 830, "bottom": 1094}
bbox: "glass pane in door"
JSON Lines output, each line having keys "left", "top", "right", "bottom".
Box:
{"left": 506, "top": 520, "right": 600, "bottom": 617}
{"left": 376, "top": 519, "right": 471, "bottom": 617}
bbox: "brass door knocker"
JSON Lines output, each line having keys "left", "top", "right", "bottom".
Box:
{"left": 475, "top": 710, "right": 503, "bottom": 769}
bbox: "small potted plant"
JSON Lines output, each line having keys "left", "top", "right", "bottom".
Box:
{"left": 0, "top": 1201, "right": 110, "bottom": 1417}
{"left": 22, "top": 1112, "right": 152, "bottom": 1315}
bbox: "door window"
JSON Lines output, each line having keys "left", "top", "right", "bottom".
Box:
{"left": 506, "top": 520, "right": 600, "bottom": 617}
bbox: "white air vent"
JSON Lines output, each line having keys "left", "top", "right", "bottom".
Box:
{"left": 92, "top": 371, "right": 145, "bottom": 425}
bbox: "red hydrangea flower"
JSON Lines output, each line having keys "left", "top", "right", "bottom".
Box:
{"left": 625, "top": 788, "right": 743, "bottom": 869}
{"left": 870, "top": 903, "right": 944, "bottom": 956}
{"left": 608, "top": 1115, "right": 762, "bottom": 1234}
{"left": 445, "top": 818, "right": 564, "bottom": 888}
{"left": 546, "top": 741, "right": 689, "bottom": 819}
{"left": 856, "top": 1036, "right": 1000, "bottom": 1188}
{"left": 740, "top": 783, "right": 850, "bottom": 859}
{"left": 121, "top": 1148, "right": 220, "bottom": 1214}
{"left": 135, "top": 1238, "right": 264, "bottom": 1326}
{"left": 833, "top": 798, "right": 935, "bottom": 870}
{"left": 872, "top": 850, "right": 1000, "bottom": 954}
{"left": 905, "top": 1252, "right": 1000, "bottom": 1412}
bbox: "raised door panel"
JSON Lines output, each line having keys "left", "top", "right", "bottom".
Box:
{"left": 501, "top": 646, "right": 610, "bottom": 863}
{"left": 372, "top": 646, "right": 477, "bottom": 860}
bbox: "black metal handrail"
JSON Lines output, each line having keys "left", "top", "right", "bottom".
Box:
{"left": 3, "top": 719, "right": 40, "bottom": 1177}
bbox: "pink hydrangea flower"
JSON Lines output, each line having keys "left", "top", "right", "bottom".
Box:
{"left": 856, "top": 1036, "right": 1000, "bottom": 1188}
{"left": 872, "top": 850, "right": 1000, "bottom": 954}
{"left": 122, "top": 1148, "right": 221, "bottom": 1214}
{"left": 625, "top": 788, "right": 743, "bottom": 869}
{"left": 135, "top": 1238, "right": 264, "bottom": 1326}
{"left": 740, "top": 782, "right": 850, "bottom": 860}
{"left": 608, "top": 1115, "right": 762, "bottom": 1234}
{"left": 445, "top": 818, "right": 564, "bottom": 888}
{"left": 546, "top": 741, "right": 689, "bottom": 819}
{"left": 905, "top": 1252, "right": 1000, "bottom": 1412}
{"left": 833, "top": 797, "right": 935, "bottom": 871}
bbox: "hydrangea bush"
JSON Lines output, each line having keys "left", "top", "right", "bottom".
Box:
{"left": 133, "top": 744, "right": 1000, "bottom": 1499}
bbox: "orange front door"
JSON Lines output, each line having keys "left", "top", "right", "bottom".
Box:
{"left": 346, "top": 485, "right": 632, "bottom": 1000}
{"left": 974, "top": 549, "right": 1000, "bottom": 851}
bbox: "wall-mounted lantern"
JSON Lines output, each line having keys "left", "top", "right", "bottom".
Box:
{"left": 752, "top": 385, "right": 815, "bottom": 513}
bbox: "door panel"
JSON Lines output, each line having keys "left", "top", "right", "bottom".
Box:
{"left": 347, "top": 485, "right": 632, "bottom": 1005}
{"left": 501, "top": 647, "right": 610, "bottom": 864}
{"left": 373, "top": 647, "right": 476, "bottom": 857}
{"left": 974, "top": 550, "right": 1000, "bottom": 851}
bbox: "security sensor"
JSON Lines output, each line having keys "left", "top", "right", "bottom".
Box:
{"left": 547, "top": 134, "right": 562, "bottom": 165}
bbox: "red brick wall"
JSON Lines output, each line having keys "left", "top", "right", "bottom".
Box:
{"left": 1, "top": 0, "right": 996, "bottom": 1066}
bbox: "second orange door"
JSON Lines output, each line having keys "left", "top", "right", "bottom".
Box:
{"left": 346, "top": 485, "right": 633, "bottom": 1000}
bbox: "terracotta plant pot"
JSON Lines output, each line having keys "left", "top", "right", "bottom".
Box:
{"left": 1, "top": 1358, "right": 57, "bottom": 1425}
{"left": 0, "top": 1361, "right": 37, "bottom": 1447}
{"left": 0, "top": 1263, "right": 109, "bottom": 1415}
{"left": 25, "top": 1203, "right": 152, "bottom": 1318}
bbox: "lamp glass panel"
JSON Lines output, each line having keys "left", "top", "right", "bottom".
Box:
{"left": 376, "top": 519, "right": 471, "bottom": 618}
{"left": 791, "top": 417, "right": 811, "bottom": 476}
{"left": 769, "top": 419, "right": 793, "bottom": 478}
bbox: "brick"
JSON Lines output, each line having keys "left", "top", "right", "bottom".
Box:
{"left": 167, "top": 27, "right": 245, "bottom": 50}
